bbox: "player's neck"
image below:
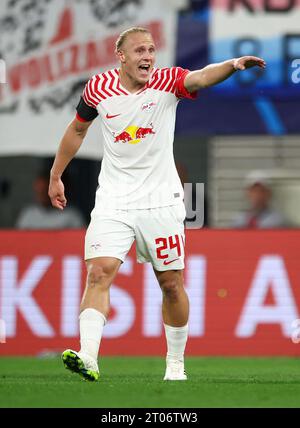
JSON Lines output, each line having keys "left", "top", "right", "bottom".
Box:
{"left": 119, "top": 68, "right": 147, "bottom": 94}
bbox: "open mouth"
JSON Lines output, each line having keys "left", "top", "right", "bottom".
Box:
{"left": 138, "top": 64, "right": 151, "bottom": 73}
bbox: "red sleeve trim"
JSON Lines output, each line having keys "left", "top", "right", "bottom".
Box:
{"left": 175, "top": 68, "right": 198, "bottom": 100}
{"left": 76, "top": 112, "right": 88, "bottom": 122}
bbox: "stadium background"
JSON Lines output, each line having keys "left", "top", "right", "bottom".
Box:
{"left": 1, "top": 0, "right": 300, "bottom": 362}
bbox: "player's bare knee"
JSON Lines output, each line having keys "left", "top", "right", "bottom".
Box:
{"left": 160, "top": 279, "right": 181, "bottom": 302}
{"left": 87, "top": 264, "right": 112, "bottom": 289}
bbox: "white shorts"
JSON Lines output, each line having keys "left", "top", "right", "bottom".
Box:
{"left": 85, "top": 203, "right": 186, "bottom": 271}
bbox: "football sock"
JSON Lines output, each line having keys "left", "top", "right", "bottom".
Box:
{"left": 79, "top": 308, "right": 106, "bottom": 361}
{"left": 164, "top": 323, "right": 188, "bottom": 362}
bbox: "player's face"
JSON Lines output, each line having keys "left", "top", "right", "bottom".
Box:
{"left": 118, "top": 33, "right": 156, "bottom": 85}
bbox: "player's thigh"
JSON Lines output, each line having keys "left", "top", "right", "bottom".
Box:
{"left": 135, "top": 203, "right": 186, "bottom": 271}
{"left": 85, "top": 210, "right": 135, "bottom": 263}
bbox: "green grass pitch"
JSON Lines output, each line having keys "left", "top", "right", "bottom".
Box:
{"left": 1, "top": 356, "right": 300, "bottom": 408}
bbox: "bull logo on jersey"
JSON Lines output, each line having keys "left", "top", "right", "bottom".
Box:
{"left": 142, "top": 101, "right": 156, "bottom": 112}
{"left": 113, "top": 123, "right": 155, "bottom": 144}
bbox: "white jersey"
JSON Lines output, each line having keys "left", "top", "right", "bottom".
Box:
{"left": 77, "top": 67, "right": 196, "bottom": 210}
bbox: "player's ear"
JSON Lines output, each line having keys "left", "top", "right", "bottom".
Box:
{"left": 116, "top": 49, "right": 126, "bottom": 64}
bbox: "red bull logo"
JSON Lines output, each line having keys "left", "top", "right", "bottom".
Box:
{"left": 113, "top": 124, "right": 155, "bottom": 144}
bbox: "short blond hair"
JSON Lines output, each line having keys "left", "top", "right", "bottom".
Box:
{"left": 115, "top": 27, "right": 151, "bottom": 52}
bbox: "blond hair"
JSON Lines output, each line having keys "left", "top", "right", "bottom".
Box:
{"left": 115, "top": 27, "right": 151, "bottom": 52}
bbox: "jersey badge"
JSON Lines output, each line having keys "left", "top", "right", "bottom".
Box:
{"left": 141, "top": 101, "right": 156, "bottom": 113}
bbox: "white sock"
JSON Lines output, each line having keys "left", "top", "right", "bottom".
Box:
{"left": 164, "top": 323, "right": 189, "bottom": 362}
{"left": 79, "top": 308, "right": 106, "bottom": 361}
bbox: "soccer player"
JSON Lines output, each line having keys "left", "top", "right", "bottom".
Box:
{"left": 49, "top": 27, "right": 265, "bottom": 381}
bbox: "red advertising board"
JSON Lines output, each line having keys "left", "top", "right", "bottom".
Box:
{"left": 0, "top": 230, "right": 300, "bottom": 356}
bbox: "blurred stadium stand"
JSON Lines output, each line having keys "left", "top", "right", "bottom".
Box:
{"left": 0, "top": 157, "right": 100, "bottom": 228}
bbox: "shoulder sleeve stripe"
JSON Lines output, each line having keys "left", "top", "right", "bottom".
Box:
{"left": 170, "top": 67, "right": 179, "bottom": 94}
{"left": 149, "top": 69, "right": 160, "bottom": 88}
{"left": 89, "top": 77, "right": 104, "bottom": 103}
{"left": 83, "top": 75, "right": 104, "bottom": 107}
{"left": 153, "top": 69, "right": 164, "bottom": 90}
{"left": 101, "top": 73, "right": 115, "bottom": 98}
{"left": 103, "top": 71, "right": 117, "bottom": 97}
{"left": 108, "top": 70, "right": 122, "bottom": 96}
{"left": 83, "top": 78, "right": 98, "bottom": 107}
{"left": 154, "top": 69, "right": 166, "bottom": 90}
{"left": 93, "top": 75, "right": 106, "bottom": 101}
{"left": 157, "top": 68, "right": 172, "bottom": 91}
{"left": 165, "top": 67, "right": 177, "bottom": 93}
{"left": 149, "top": 67, "right": 181, "bottom": 95}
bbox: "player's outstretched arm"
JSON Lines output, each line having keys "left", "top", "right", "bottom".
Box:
{"left": 49, "top": 118, "right": 93, "bottom": 210}
{"left": 184, "top": 56, "right": 266, "bottom": 92}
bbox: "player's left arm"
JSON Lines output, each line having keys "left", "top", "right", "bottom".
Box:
{"left": 184, "top": 56, "right": 266, "bottom": 92}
